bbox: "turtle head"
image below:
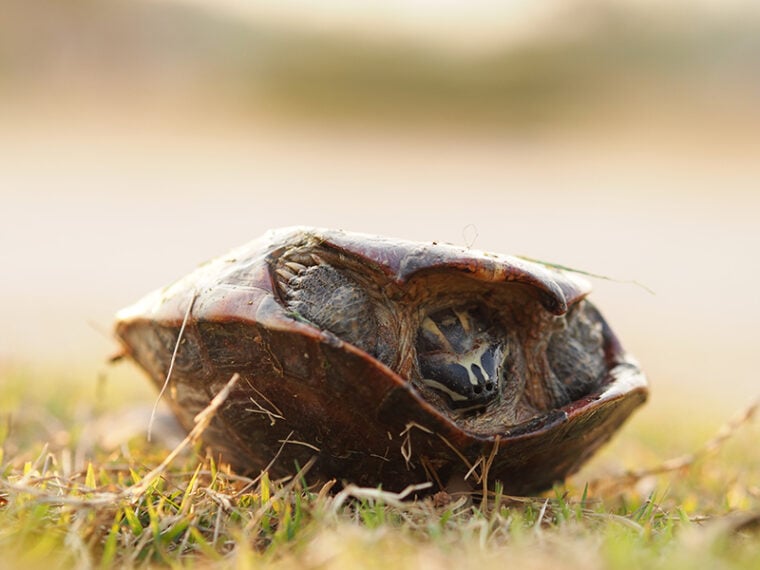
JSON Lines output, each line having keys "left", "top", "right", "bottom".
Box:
{"left": 416, "top": 305, "right": 505, "bottom": 410}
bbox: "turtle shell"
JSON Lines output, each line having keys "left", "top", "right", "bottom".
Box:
{"left": 115, "top": 227, "right": 647, "bottom": 495}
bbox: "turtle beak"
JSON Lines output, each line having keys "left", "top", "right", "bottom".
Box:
{"left": 418, "top": 336, "right": 504, "bottom": 410}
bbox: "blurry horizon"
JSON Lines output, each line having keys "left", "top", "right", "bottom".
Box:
{"left": 4, "top": 0, "right": 760, "bottom": 129}
{"left": 158, "top": 0, "right": 760, "bottom": 49}
{"left": 2, "top": 0, "right": 760, "bottom": 421}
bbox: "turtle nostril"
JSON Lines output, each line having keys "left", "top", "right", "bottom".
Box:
{"left": 485, "top": 382, "right": 494, "bottom": 392}
{"left": 473, "top": 385, "right": 483, "bottom": 394}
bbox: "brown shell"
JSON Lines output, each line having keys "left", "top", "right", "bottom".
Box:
{"left": 115, "top": 227, "right": 647, "bottom": 495}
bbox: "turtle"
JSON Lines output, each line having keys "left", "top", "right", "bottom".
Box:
{"left": 114, "top": 227, "right": 647, "bottom": 495}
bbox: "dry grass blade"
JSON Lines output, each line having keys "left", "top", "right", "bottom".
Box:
{"left": 233, "top": 430, "right": 295, "bottom": 497}
{"left": 127, "top": 372, "right": 240, "bottom": 499}
{"left": 244, "top": 378, "right": 285, "bottom": 426}
{"left": 533, "top": 498, "right": 550, "bottom": 533}
{"left": 582, "top": 511, "right": 645, "bottom": 533}
{"left": 2, "top": 373, "right": 759, "bottom": 568}
{"left": 595, "top": 394, "right": 760, "bottom": 490}
{"left": 400, "top": 422, "right": 433, "bottom": 469}
{"left": 0, "top": 372, "right": 240, "bottom": 508}
{"left": 148, "top": 289, "right": 197, "bottom": 441}
{"left": 331, "top": 482, "right": 434, "bottom": 511}
{"left": 480, "top": 437, "right": 500, "bottom": 510}
{"left": 240, "top": 456, "right": 318, "bottom": 535}
{"left": 516, "top": 255, "right": 656, "bottom": 295}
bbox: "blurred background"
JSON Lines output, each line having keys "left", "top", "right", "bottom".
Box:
{"left": 2, "top": 0, "right": 759, "bottom": 432}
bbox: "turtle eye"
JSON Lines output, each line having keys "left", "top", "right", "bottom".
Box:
{"left": 416, "top": 306, "right": 504, "bottom": 410}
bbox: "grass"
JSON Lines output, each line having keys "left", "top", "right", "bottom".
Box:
{"left": 1, "top": 364, "right": 759, "bottom": 569}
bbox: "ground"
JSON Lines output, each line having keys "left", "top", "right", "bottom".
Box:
{"left": 1, "top": 366, "right": 758, "bottom": 569}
